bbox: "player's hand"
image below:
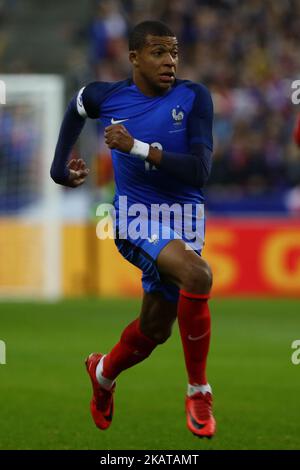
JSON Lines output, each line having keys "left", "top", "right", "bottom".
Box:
{"left": 66, "top": 158, "right": 90, "bottom": 187}
{"left": 104, "top": 124, "right": 134, "bottom": 153}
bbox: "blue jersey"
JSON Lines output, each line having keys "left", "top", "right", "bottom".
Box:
{"left": 77, "top": 78, "right": 213, "bottom": 210}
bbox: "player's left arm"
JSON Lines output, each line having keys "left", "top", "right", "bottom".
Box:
{"left": 104, "top": 84, "right": 213, "bottom": 188}
{"left": 151, "top": 84, "right": 213, "bottom": 187}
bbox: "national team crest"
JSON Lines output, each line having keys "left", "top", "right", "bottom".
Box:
{"left": 172, "top": 106, "right": 184, "bottom": 125}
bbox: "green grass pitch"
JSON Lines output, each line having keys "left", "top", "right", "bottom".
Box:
{"left": 0, "top": 298, "right": 299, "bottom": 450}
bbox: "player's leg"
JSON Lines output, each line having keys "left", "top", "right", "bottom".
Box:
{"left": 98, "top": 291, "right": 177, "bottom": 383}
{"left": 85, "top": 229, "right": 179, "bottom": 430}
{"left": 86, "top": 290, "right": 177, "bottom": 430}
{"left": 98, "top": 292, "right": 175, "bottom": 381}
{"left": 157, "top": 239, "right": 216, "bottom": 438}
{"left": 85, "top": 300, "right": 157, "bottom": 430}
{"left": 139, "top": 291, "right": 177, "bottom": 344}
{"left": 157, "top": 239, "right": 212, "bottom": 385}
{"left": 157, "top": 239, "right": 212, "bottom": 294}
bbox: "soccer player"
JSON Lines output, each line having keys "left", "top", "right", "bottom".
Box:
{"left": 51, "top": 21, "right": 215, "bottom": 438}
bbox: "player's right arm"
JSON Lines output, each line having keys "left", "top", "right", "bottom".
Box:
{"left": 51, "top": 82, "right": 111, "bottom": 187}
{"left": 50, "top": 89, "right": 90, "bottom": 187}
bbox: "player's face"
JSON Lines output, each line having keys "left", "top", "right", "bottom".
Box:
{"left": 131, "top": 35, "right": 179, "bottom": 96}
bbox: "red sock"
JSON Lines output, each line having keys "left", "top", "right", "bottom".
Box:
{"left": 177, "top": 289, "right": 211, "bottom": 385}
{"left": 102, "top": 318, "right": 157, "bottom": 381}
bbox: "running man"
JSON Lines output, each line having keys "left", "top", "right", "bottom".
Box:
{"left": 51, "top": 20, "right": 215, "bottom": 438}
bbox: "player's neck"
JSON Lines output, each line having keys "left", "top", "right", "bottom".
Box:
{"left": 132, "top": 75, "right": 170, "bottom": 98}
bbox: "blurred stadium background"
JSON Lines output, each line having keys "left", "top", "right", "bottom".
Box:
{"left": 0, "top": 0, "right": 300, "bottom": 450}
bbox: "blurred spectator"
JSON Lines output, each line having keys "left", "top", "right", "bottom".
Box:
{"left": 89, "top": 1, "right": 128, "bottom": 79}
{"left": 0, "top": 105, "right": 41, "bottom": 212}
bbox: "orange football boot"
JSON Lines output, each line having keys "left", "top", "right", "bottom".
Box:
{"left": 186, "top": 391, "right": 216, "bottom": 438}
{"left": 85, "top": 353, "right": 115, "bottom": 430}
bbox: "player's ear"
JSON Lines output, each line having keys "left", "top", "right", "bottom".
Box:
{"left": 129, "top": 51, "right": 138, "bottom": 67}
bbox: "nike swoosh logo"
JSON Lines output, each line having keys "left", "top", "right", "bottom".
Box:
{"left": 188, "top": 330, "right": 210, "bottom": 341}
{"left": 104, "top": 404, "right": 113, "bottom": 422}
{"left": 111, "top": 118, "right": 129, "bottom": 124}
{"left": 189, "top": 412, "right": 205, "bottom": 430}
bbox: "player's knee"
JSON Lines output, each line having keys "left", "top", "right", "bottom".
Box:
{"left": 181, "top": 259, "right": 212, "bottom": 294}
{"left": 150, "top": 328, "right": 172, "bottom": 344}
{"left": 141, "top": 321, "right": 172, "bottom": 344}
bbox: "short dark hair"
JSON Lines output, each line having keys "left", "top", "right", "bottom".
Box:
{"left": 128, "top": 21, "right": 175, "bottom": 51}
